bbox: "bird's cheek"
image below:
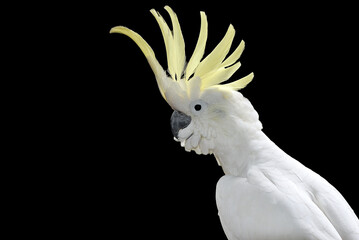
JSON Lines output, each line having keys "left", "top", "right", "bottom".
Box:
{"left": 199, "top": 138, "right": 215, "bottom": 155}
{"left": 184, "top": 140, "right": 192, "bottom": 152}
{"left": 190, "top": 133, "right": 201, "bottom": 148}
{"left": 184, "top": 133, "right": 201, "bottom": 152}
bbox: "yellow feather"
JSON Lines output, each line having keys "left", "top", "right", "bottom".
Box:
{"left": 150, "top": 9, "right": 175, "bottom": 79}
{"left": 201, "top": 62, "right": 242, "bottom": 88}
{"left": 164, "top": 6, "right": 186, "bottom": 80}
{"left": 195, "top": 24, "right": 235, "bottom": 80}
{"left": 221, "top": 40, "right": 245, "bottom": 68}
{"left": 223, "top": 72, "right": 254, "bottom": 90}
{"left": 109, "top": 26, "right": 167, "bottom": 99}
{"left": 110, "top": 26, "right": 155, "bottom": 58}
{"left": 110, "top": 7, "right": 253, "bottom": 107}
{"left": 185, "top": 11, "right": 208, "bottom": 81}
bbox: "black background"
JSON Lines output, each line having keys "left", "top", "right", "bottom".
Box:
{"left": 19, "top": 0, "right": 358, "bottom": 238}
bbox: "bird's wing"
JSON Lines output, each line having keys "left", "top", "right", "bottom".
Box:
{"left": 307, "top": 170, "right": 359, "bottom": 240}
{"left": 216, "top": 167, "right": 343, "bottom": 240}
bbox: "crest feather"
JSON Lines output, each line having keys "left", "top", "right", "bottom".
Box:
{"left": 150, "top": 9, "right": 175, "bottom": 78}
{"left": 110, "top": 6, "right": 253, "bottom": 109}
{"left": 164, "top": 6, "right": 186, "bottom": 80}
{"left": 201, "top": 61, "right": 242, "bottom": 89}
{"left": 194, "top": 24, "right": 235, "bottom": 79}
{"left": 222, "top": 40, "right": 245, "bottom": 67}
{"left": 110, "top": 26, "right": 155, "bottom": 58}
{"left": 223, "top": 72, "right": 254, "bottom": 90}
{"left": 185, "top": 11, "right": 208, "bottom": 81}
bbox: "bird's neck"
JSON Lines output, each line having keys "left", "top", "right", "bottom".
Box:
{"left": 213, "top": 127, "right": 284, "bottom": 177}
{"left": 211, "top": 91, "right": 290, "bottom": 177}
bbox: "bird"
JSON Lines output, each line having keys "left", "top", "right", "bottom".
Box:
{"left": 110, "top": 6, "right": 359, "bottom": 239}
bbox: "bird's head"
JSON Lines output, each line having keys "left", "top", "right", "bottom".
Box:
{"left": 111, "top": 6, "right": 261, "bottom": 155}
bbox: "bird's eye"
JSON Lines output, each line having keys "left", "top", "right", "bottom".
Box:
{"left": 194, "top": 104, "right": 202, "bottom": 111}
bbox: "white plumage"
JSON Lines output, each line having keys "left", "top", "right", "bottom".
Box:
{"left": 213, "top": 92, "right": 359, "bottom": 240}
{"left": 111, "top": 6, "right": 359, "bottom": 239}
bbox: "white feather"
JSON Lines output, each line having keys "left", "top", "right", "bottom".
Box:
{"left": 212, "top": 92, "right": 359, "bottom": 240}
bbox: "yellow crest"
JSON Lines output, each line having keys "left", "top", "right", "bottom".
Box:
{"left": 110, "top": 6, "right": 253, "bottom": 112}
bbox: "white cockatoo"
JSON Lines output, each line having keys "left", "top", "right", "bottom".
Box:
{"left": 110, "top": 6, "right": 359, "bottom": 239}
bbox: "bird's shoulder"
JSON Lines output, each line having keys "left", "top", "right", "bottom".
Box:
{"left": 216, "top": 166, "right": 344, "bottom": 239}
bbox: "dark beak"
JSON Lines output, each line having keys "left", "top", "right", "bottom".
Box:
{"left": 170, "top": 110, "right": 191, "bottom": 139}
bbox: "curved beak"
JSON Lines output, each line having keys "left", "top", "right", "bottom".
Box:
{"left": 170, "top": 110, "right": 191, "bottom": 139}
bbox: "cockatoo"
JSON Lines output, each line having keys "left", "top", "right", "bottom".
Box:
{"left": 110, "top": 6, "right": 359, "bottom": 239}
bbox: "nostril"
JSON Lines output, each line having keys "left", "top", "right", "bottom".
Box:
{"left": 170, "top": 110, "right": 191, "bottom": 138}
